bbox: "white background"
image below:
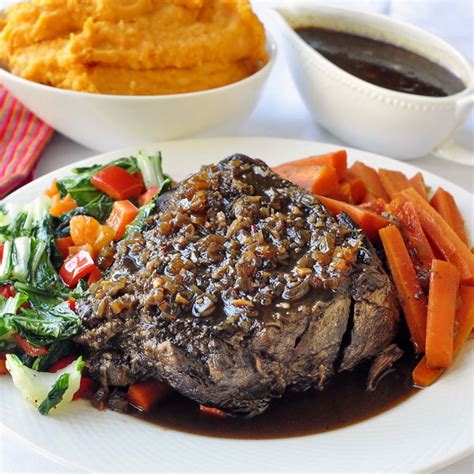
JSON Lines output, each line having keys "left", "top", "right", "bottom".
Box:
{"left": 1, "top": 0, "right": 473, "bottom": 472}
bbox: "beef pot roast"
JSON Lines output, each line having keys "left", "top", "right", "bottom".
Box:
{"left": 76, "top": 155, "right": 399, "bottom": 417}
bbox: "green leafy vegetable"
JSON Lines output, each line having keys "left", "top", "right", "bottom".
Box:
{"left": 5, "top": 354, "right": 84, "bottom": 415}
{"left": 136, "top": 151, "right": 170, "bottom": 190}
{"left": 38, "top": 373, "right": 70, "bottom": 415}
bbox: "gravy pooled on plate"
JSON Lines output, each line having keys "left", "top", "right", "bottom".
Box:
{"left": 296, "top": 27, "right": 465, "bottom": 97}
{"left": 0, "top": 0, "right": 268, "bottom": 95}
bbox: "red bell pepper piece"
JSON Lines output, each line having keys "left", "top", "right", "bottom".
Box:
{"left": 0, "top": 284, "right": 15, "bottom": 299}
{"left": 91, "top": 166, "right": 143, "bottom": 201}
{"left": 73, "top": 376, "right": 96, "bottom": 400}
{"left": 49, "top": 355, "right": 78, "bottom": 373}
{"left": 59, "top": 250, "right": 95, "bottom": 288}
{"left": 0, "top": 242, "right": 3, "bottom": 261}
{"left": 106, "top": 200, "right": 139, "bottom": 240}
{"left": 138, "top": 187, "right": 159, "bottom": 207}
{"left": 55, "top": 236, "right": 74, "bottom": 259}
{"left": 87, "top": 266, "right": 102, "bottom": 285}
{"left": 14, "top": 333, "right": 48, "bottom": 357}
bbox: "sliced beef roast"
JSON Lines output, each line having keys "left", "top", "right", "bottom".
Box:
{"left": 76, "top": 154, "right": 399, "bottom": 417}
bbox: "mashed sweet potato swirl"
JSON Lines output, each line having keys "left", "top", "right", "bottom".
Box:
{"left": 0, "top": 0, "right": 268, "bottom": 95}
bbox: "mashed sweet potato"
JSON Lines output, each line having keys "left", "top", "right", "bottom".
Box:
{"left": 0, "top": 0, "right": 268, "bottom": 95}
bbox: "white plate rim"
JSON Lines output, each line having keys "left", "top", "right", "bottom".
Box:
{"left": 1, "top": 136, "right": 473, "bottom": 473}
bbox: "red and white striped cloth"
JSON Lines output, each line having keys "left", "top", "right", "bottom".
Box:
{"left": 0, "top": 85, "right": 53, "bottom": 198}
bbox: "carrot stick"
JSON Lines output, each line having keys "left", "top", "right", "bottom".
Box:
{"left": 410, "top": 172, "right": 429, "bottom": 200}
{"left": 413, "top": 286, "right": 474, "bottom": 386}
{"left": 345, "top": 171, "right": 367, "bottom": 204}
{"left": 273, "top": 164, "right": 324, "bottom": 190}
{"left": 430, "top": 188, "right": 469, "bottom": 245}
{"left": 425, "top": 260, "right": 460, "bottom": 368}
{"left": 316, "top": 195, "right": 389, "bottom": 241}
{"left": 349, "top": 162, "right": 390, "bottom": 202}
{"left": 310, "top": 165, "right": 340, "bottom": 197}
{"left": 378, "top": 169, "right": 412, "bottom": 200}
{"left": 274, "top": 150, "right": 347, "bottom": 180}
{"left": 398, "top": 188, "right": 474, "bottom": 284}
{"left": 127, "top": 381, "right": 172, "bottom": 412}
{"left": 386, "top": 199, "right": 434, "bottom": 288}
{"left": 379, "top": 225, "right": 428, "bottom": 353}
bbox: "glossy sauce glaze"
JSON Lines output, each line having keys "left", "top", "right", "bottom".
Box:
{"left": 295, "top": 27, "right": 465, "bottom": 97}
{"left": 133, "top": 351, "right": 418, "bottom": 439}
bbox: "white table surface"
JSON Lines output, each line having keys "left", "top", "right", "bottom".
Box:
{"left": 1, "top": 1, "right": 473, "bottom": 473}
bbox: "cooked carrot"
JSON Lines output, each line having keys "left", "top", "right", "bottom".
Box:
{"left": 44, "top": 179, "right": 59, "bottom": 198}
{"left": 425, "top": 260, "right": 460, "bottom": 369}
{"left": 274, "top": 150, "right": 347, "bottom": 180}
{"left": 379, "top": 225, "right": 428, "bottom": 353}
{"left": 413, "top": 286, "right": 474, "bottom": 386}
{"left": 310, "top": 165, "right": 340, "bottom": 197}
{"left": 49, "top": 194, "right": 77, "bottom": 216}
{"left": 410, "top": 172, "right": 429, "bottom": 200}
{"left": 386, "top": 199, "right": 434, "bottom": 288}
{"left": 430, "top": 188, "right": 469, "bottom": 245}
{"left": 337, "top": 181, "right": 354, "bottom": 204}
{"left": 359, "top": 198, "right": 386, "bottom": 215}
{"left": 106, "top": 200, "right": 139, "bottom": 240}
{"left": 199, "top": 405, "right": 227, "bottom": 417}
{"left": 345, "top": 172, "right": 367, "bottom": 204}
{"left": 316, "top": 195, "right": 389, "bottom": 241}
{"left": 378, "top": 169, "right": 412, "bottom": 200}
{"left": 127, "top": 381, "right": 171, "bottom": 412}
{"left": 273, "top": 164, "right": 323, "bottom": 190}
{"left": 398, "top": 188, "right": 474, "bottom": 284}
{"left": 349, "top": 162, "right": 390, "bottom": 202}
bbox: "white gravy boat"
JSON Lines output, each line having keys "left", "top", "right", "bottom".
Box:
{"left": 273, "top": 4, "right": 474, "bottom": 164}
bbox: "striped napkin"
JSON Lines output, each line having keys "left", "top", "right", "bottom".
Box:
{"left": 0, "top": 85, "right": 54, "bottom": 199}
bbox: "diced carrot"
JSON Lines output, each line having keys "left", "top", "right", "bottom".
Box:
{"left": 345, "top": 171, "right": 367, "bottom": 204}
{"left": 425, "top": 260, "right": 460, "bottom": 369}
{"left": 138, "top": 187, "right": 159, "bottom": 207}
{"left": 87, "top": 266, "right": 102, "bottom": 285}
{"left": 349, "top": 162, "right": 390, "bottom": 202}
{"left": 106, "top": 200, "right": 139, "bottom": 240}
{"left": 410, "top": 172, "right": 429, "bottom": 200}
{"left": 310, "top": 165, "right": 340, "bottom": 197}
{"left": 379, "top": 225, "right": 428, "bottom": 353}
{"left": 127, "top": 381, "right": 172, "bottom": 412}
{"left": 398, "top": 188, "right": 474, "bottom": 284}
{"left": 274, "top": 150, "right": 347, "bottom": 180}
{"left": 430, "top": 188, "right": 469, "bottom": 245}
{"left": 0, "top": 359, "right": 8, "bottom": 375}
{"left": 69, "top": 243, "right": 95, "bottom": 258}
{"left": 378, "top": 169, "right": 412, "bottom": 200}
{"left": 49, "top": 194, "right": 77, "bottom": 217}
{"left": 413, "top": 286, "right": 474, "bottom": 386}
{"left": 44, "top": 179, "right": 59, "bottom": 198}
{"left": 199, "top": 405, "right": 227, "bottom": 417}
{"left": 386, "top": 199, "right": 434, "bottom": 288}
{"left": 316, "top": 195, "right": 389, "bottom": 242}
{"left": 55, "top": 236, "right": 74, "bottom": 259}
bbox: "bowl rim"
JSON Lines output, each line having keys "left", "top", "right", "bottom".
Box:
{"left": 274, "top": 4, "right": 474, "bottom": 104}
{"left": 0, "top": 29, "right": 277, "bottom": 101}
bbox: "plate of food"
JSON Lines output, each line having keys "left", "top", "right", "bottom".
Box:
{"left": 0, "top": 137, "right": 472, "bottom": 473}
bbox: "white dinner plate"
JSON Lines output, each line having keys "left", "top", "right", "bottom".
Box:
{"left": 1, "top": 137, "right": 473, "bottom": 473}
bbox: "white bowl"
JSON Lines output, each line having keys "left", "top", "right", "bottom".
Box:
{"left": 274, "top": 5, "right": 474, "bottom": 161}
{"left": 0, "top": 33, "right": 276, "bottom": 152}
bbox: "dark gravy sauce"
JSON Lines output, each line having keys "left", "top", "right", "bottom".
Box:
{"left": 295, "top": 27, "right": 465, "bottom": 97}
{"left": 133, "top": 352, "right": 418, "bottom": 439}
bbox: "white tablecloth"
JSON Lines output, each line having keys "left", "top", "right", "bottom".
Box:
{"left": 0, "top": 1, "right": 473, "bottom": 472}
